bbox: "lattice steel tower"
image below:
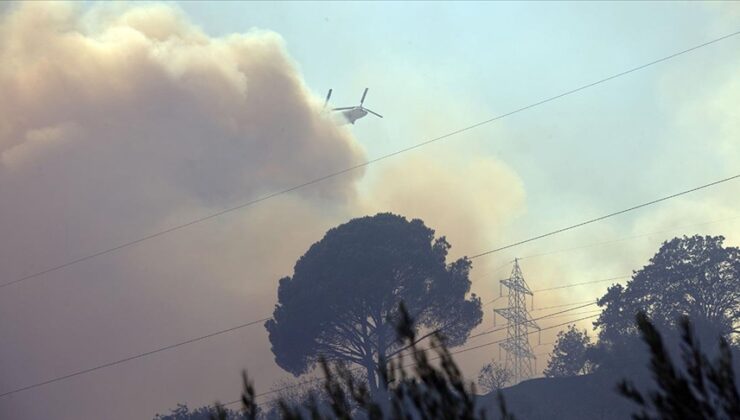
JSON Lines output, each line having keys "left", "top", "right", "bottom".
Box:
{"left": 494, "top": 259, "right": 540, "bottom": 384}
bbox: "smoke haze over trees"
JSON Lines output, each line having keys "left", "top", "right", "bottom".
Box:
{"left": 590, "top": 235, "right": 740, "bottom": 372}
{"left": 2, "top": 2, "right": 740, "bottom": 419}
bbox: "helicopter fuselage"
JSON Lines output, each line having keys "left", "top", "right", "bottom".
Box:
{"left": 339, "top": 107, "right": 368, "bottom": 125}
{"left": 326, "top": 88, "right": 381, "bottom": 125}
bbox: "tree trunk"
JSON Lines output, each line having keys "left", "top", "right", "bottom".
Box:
{"left": 376, "top": 324, "right": 387, "bottom": 388}
{"left": 365, "top": 361, "right": 378, "bottom": 395}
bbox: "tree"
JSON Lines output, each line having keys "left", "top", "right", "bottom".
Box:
{"left": 261, "top": 378, "right": 326, "bottom": 419}
{"left": 152, "top": 403, "right": 246, "bottom": 420}
{"left": 265, "top": 213, "right": 483, "bottom": 394}
{"left": 543, "top": 324, "right": 593, "bottom": 378}
{"left": 594, "top": 235, "right": 740, "bottom": 356}
{"left": 619, "top": 312, "right": 740, "bottom": 420}
{"left": 477, "top": 360, "right": 512, "bottom": 393}
{"left": 154, "top": 374, "right": 257, "bottom": 420}
{"left": 261, "top": 374, "right": 363, "bottom": 419}
{"left": 242, "top": 303, "right": 514, "bottom": 420}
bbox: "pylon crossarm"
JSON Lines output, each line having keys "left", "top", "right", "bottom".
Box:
{"left": 500, "top": 278, "right": 533, "bottom": 295}
{"left": 523, "top": 318, "right": 540, "bottom": 330}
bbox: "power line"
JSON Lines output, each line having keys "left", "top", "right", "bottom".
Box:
{"left": 4, "top": 30, "right": 740, "bottom": 400}
{"left": 533, "top": 275, "right": 628, "bottom": 292}
{"left": 447, "top": 314, "right": 599, "bottom": 358}
{"left": 0, "top": 204, "right": 692, "bottom": 398}
{"left": 0, "top": 317, "right": 270, "bottom": 399}
{"left": 531, "top": 299, "right": 598, "bottom": 312}
{"left": 536, "top": 309, "right": 602, "bottom": 320}
{"left": 482, "top": 215, "right": 740, "bottom": 303}
{"left": 518, "top": 215, "right": 740, "bottom": 261}
{"left": 371, "top": 297, "right": 593, "bottom": 362}
{"left": 0, "top": 210, "right": 722, "bottom": 398}
{"left": 475, "top": 262, "right": 516, "bottom": 283}
{"left": 0, "top": 295, "right": 597, "bottom": 401}
{"left": 1, "top": 198, "right": 730, "bottom": 399}
{"left": 381, "top": 302, "right": 596, "bottom": 362}
{"left": 485, "top": 275, "right": 626, "bottom": 304}
{"left": 485, "top": 295, "right": 506, "bottom": 305}
{"left": 245, "top": 313, "right": 600, "bottom": 408}
{"left": 468, "top": 302, "right": 597, "bottom": 341}
{"left": 195, "top": 207, "right": 740, "bottom": 406}
{"left": 468, "top": 174, "right": 740, "bottom": 260}
{"left": 535, "top": 304, "right": 598, "bottom": 320}
{"left": 4, "top": 31, "right": 740, "bottom": 290}
{"left": 479, "top": 215, "right": 739, "bottom": 304}
{"left": 0, "top": 282, "right": 590, "bottom": 399}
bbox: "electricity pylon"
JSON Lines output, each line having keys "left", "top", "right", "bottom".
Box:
{"left": 494, "top": 258, "right": 540, "bottom": 384}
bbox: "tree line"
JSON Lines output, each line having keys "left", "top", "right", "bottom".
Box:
{"left": 154, "top": 213, "right": 739, "bottom": 419}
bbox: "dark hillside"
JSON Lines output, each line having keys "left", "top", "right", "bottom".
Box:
{"left": 479, "top": 374, "right": 637, "bottom": 420}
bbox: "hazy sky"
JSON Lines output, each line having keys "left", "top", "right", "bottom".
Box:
{"left": 0, "top": 2, "right": 739, "bottom": 419}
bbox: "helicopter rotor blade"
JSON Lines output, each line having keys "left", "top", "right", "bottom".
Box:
{"left": 324, "top": 89, "right": 333, "bottom": 108}
{"left": 360, "top": 88, "right": 368, "bottom": 106}
{"left": 364, "top": 108, "right": 383, "bottom": 118}
{"left": 331, "top": 106, "right": 355, "bottom": 111}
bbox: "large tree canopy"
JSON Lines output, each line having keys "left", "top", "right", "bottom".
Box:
{"left": 595, "top": 235, "right": 740, "bottom": 349}
{"left": 265, "top": 213, "right": 483, "bottom": 392}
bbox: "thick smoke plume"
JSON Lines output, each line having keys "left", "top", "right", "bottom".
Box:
{"left": 0, "top": 1, "right": 364, "bottom": 279}
{"left": 0, "top": 3, "right": 364, "bottom": 419}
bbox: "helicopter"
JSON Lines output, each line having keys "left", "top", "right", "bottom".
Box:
{"left": 324, "top": 88, "right": 383, "bottom": 125}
